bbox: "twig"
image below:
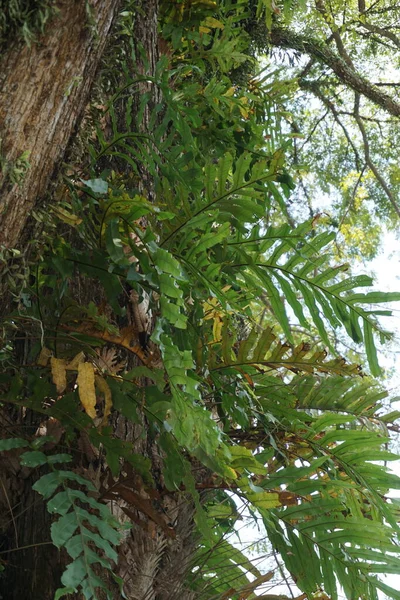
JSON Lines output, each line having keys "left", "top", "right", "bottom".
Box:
{"left": 353, "top": 92, "right": 400, "bottom": 219}
{"left": 0, "top": 478, "right": 18, "bottom": 549}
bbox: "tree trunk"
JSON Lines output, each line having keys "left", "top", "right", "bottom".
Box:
{"left": 0, "top": 2, "right": 197, "bottom": 599}
{"left": 0, "top": 417, "right": 64, "bottom": 600}
{"left": 107, "top": 3, "right": 198, "bottom": 597}
{"left": 0, "top": 0, "right": 120, "bottom": 249}
{"left": 0, "top": 3, "right": 120, "bottom": 596}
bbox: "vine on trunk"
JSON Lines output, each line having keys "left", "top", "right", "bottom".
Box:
{"left": 1, "top": 2, "right": 400, "bottom": 600}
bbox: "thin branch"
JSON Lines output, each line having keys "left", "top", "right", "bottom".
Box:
{"left": 299, "top": 80, "right": 362, "bottom": 170}
{"left": 371, "top": 82, "right": 400, "bottom": 87}
{"left": 298, "top": 174, "right": 315, "bottom": 220}
{"left": 0, "top": 478, "right": 18, "bottom": 549}
{"left": 353, "top": 92, "right": 400, "bottom": 219}
{"left": 336, "top": 110, "right": 396, "bottom": 125}
{"left": 364, "top": 1, "right": 397, "bottom": 16}
{"left": 315, "top": 0, "right": 355, "bottom": 68}
{"left": 356, "top": 30, "right": 399, "bottom": 53}
{"left": 358, "top": 20, "right": 400, "bottom": 49}
{"left": 338, "top": 166, "right": 367, "bottom": 231}
{"left": 298, "top": 57, "right": 316, "bottom": 80}
{"left": 298, "top": 108, "right": 329, "bottom": 152}
{"left": 272, "top": 547, "right": 295, "bottom": 600}
{"left": 0, "top": 541, "right": 53, "bottom": 555}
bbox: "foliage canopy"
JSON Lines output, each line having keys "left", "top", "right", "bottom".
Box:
{"left": 2, "top": 1, "right": 400, "bottom": 599}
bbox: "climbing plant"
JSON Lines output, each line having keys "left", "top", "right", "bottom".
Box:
{"left": 1, "top": 1, "right": 400, "bottom": 599}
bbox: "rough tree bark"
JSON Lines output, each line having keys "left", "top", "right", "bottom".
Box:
{"left": 0, "top": 2, "right": 197, "bottom": 599}
{"left": 107, "top": 3, "right": 198, "bottom": 597}
{"left": 0, "top": 0, "right": 120, "bottom": 248}
{"left": 0, "top": 2, "right": 120, "bottom": 598}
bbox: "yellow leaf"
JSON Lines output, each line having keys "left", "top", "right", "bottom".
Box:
{"left": 223, "top": 466, "right": 238, "bottom": 480}
{"left": 50, "top": 357, "right": 67, "bottom": 393}
{"left": 212, "top": 316, "right": 223, "bottom": 342}
{"left": 95, "top": 375, "right": 112, "bottom": 426}
{"left": 52, "top": 206, "right": 82, "bottom": 226}
{"left": 194, "top": 0, "right": 217, "bottom": 7}
{"left": 203, "top": 287, "right": 232, "bottom": 319}
{"left": 223, "top": 86, "right": 236, "bottom": 97}
{"left": 239, "top": 100, "right": 250, "bottom": 119}
{"left": 203, "top": 16, "right": 224, "bottom": 29}
{"left": 203, "top": 296, "right": 219, "bottom": 319}
{"left": 77, "top": 362, "right": 97, "bottom": 419}
{"left": 66, "top": 351, "right": 85, "bottom": 370}
{"left": 247, "top": 491, "right": 281, "bottom": 509}
{"left": 37, "top": 347, "right": 52, "bottom": 366}
{"left": 199, "top": 26, "right": 211, "bottom": 33}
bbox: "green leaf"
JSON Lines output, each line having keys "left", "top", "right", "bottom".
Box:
{"left": 79, "top": 526, "right": 118, "bottom": 562}
{"left": 159, "top": 273, "right": 183, "bottom": 299}
{"left": 373, "top": 579, "right": 400, "bottom": 600}
{"left": 0, "top": 438, "right": 29, "bottom": 451}
{"left": 160, "top": 296, "right": 187, "bottom": 328}
{"left": 153, "top": 247, "right": 185, "bottom": 279}
{"left": 75, "top": 507, "right": 121, "bottom": 546}
{"left": 81, "top": 178, "right": 108, "bottom": 194}
{"left": 33, "top": 470, "right": 97, "bottom": 499}
{"left": 55, "top": 587, "right": 75, "bottom": 600}
{"left": 229, "top": 446, "right": 266, "bottom": 475}
{"left": 60, "top": 556, "right": 87, "bottom": 589}
{"left": 47, "top": 453, "right": 73, "bottom": 465}
{"left": 348, "top": 291, "right": 400, "bottom": 304}
{"left": 263, "top": 271, "right": 292, "bottom": 341}
{"left": 364, "top": 319, "right": 380, "bottom": 376}
{"left": 159, "top": 433, "right": 187, "bottom": 490}
{"left": 47, "top": 491, "right": 73, "bottom": 516}
{"left": 105, "top": 219, "right": 126, "bottom": 265}
{"left": 20, "top": 451, "right": 72, "bottom": 467}
{"left": 247, "top": 490, "right": 281, "bottom": 509}
{"left": 33, "top": 471, "right": 62, "bottom": 499}
{"left": 65, "top": 534, "right": 84, "bottom": 560}
{"left": 186, "top": 222, "right": 230, "bottom": 261}
{"left": 275, "top": 272, "right": 308, "bottom": 328}
{"left": 51, "top": 511, "right": 79, "bottom": 548}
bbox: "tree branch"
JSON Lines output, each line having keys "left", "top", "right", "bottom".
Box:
{"left": 358, "top": 20, "right": 400, "bottom": 49}
{"left": 269, "top": 26, "right": 400, "bottom": 117}
{"left": 315, "top": 0, "right": 355, "bottom": 68}
{"left": 353, "top": 93, "right": 400, "bottom": 218}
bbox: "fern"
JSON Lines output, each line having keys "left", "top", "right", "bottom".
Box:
{"left": 207, "top": 320, "right": 364, "bottom": 377}
{"left": 2, "top": 3, "right": 400, "bottom": 599}
{"left": 40, "top": 471, "right": 123, "bottom": 600}
{"left": 0, "top": 442, "right": 123, "bottom": 600}
{"left": 0, "top": 0, "right": 54, "bottom": 46}
{"left": 166, "top": 186, "right": 400, "bottom": 374}
{"left": 262, "top": 443, "right": 400, "bottom": 600}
